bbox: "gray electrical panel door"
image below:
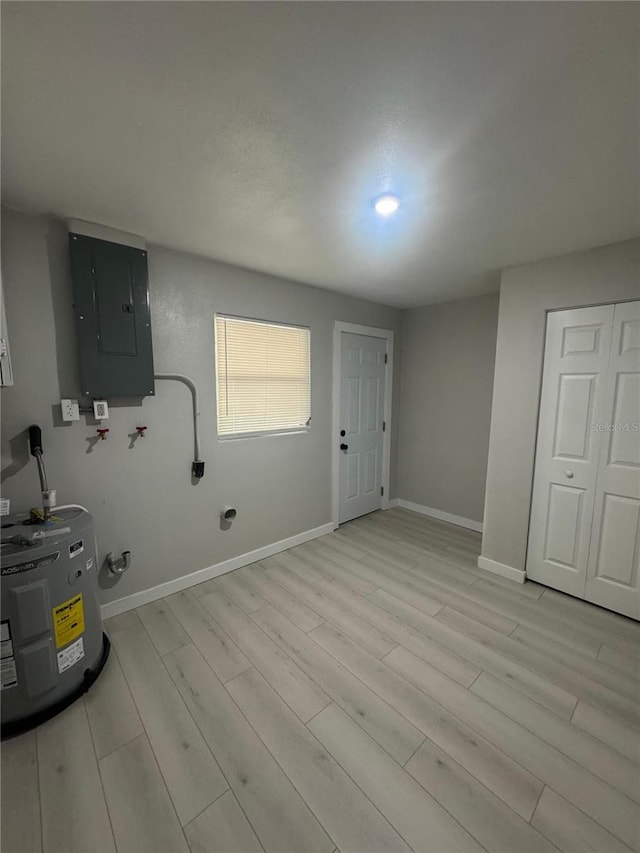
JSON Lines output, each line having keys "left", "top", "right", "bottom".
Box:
{"left": 69, "top": 233, "right": 155, "bottom": 397}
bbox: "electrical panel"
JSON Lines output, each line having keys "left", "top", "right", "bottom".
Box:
{"left": 69, "top": 233, "right": 155, "bottom": 397}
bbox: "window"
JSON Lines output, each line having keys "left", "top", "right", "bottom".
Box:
{"left": 215, "top": 315, "right": 311, "bottom": 437}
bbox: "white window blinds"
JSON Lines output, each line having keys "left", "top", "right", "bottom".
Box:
{"left": 215, "top": 315, "right": 311, "bottom": 437}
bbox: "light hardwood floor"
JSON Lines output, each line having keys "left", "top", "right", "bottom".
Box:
{"left": 2, "top": 508, "right": 639, "bottom": 853}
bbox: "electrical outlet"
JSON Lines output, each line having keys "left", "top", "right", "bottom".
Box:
{"left": 61, "top": 398, "right": 80, "bottom": 421}
{"left": 93, "top": 400, "right": 109, "bottom": 420}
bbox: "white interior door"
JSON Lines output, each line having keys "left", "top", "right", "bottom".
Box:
{"left": 585, "top": 301, "right": 640, "bottom": 619}
{"left": 527, "top": 305, "right": 614, "bottom": 596}
{"left": 338, "top": 333, "right": 386, "bottom": 524}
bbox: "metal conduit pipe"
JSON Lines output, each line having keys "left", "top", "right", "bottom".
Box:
{"left": 154, "top": 373, "right": 204, "bottom": 478}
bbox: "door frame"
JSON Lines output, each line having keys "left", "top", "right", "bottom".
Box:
{"left": 332, "top": 321, "right": 394, "bottom": 529}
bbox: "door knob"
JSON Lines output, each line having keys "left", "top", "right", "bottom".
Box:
{"left": 565, "top": 470, "right": 574, "bottom": 479}
{"left": 340, "top": 443, "right": 349, "bottom": 451}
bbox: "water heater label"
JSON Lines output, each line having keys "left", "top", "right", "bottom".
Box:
{"left": 1, "top": 621, "right": 17, "bottom": 690}
{"left": 57, "top": 637, "right": 84, "bottom": 674}
{"left": 69, "top": 539, "right": 84, "bottom": 559}
{"left": 52, "top": 594, "right": 85, "bottom": 649}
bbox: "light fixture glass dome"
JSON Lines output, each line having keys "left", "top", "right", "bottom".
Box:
{"left": 373, "top": 194, "right": 400, "bottom": 216}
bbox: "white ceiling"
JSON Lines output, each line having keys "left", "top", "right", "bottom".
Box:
{"left": 2, "top": 2, "right": 638, "bottom": 307}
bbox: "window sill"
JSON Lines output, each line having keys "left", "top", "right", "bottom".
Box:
{"left": 217, "top": 428, "right": 311, "bottom": 442}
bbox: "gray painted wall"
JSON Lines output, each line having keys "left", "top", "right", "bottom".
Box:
{"left": 397, "top": 293, "right": 499, "bottom": 524}
{"left": 482, "top": 238, "right": 640, "bottom": 574}
{"left": 1, "top": 207, "right": 401, "bottom": 606}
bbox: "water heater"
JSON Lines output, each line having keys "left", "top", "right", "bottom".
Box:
{"left": 1, "top": 507, "right": 109, "bottom": 738}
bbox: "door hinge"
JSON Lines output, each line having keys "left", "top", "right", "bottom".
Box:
{"left": 384, "top": 353, "right": 388, "bottom": 364}
{"left": 381, "top": 486, "right": 384, "bottom": 496}
{"left": 382, "top": 421, "right": 386, "bottom": 432}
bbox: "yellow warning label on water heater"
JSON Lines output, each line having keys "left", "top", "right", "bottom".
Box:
{"left": 52, "top": 594, "right": 85, "bottom": 649}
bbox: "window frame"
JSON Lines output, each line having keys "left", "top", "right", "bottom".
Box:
{"left": 214, "top": 313, "right": 312, "bottom": 441}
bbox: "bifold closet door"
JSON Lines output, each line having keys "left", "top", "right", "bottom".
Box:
{"left": 585, "top": 300, "right": 640, "bottom": 620}
{"left": 527, "top": 305, "right": 614, "bottom": 597}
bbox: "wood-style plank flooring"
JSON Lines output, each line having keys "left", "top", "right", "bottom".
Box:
{"left": 2, "top": 508, "right": 639, "bottom": 853}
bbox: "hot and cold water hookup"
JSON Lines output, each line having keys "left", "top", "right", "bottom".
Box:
{"left": 62, "top": 373, "right": 205, "bottom": 478}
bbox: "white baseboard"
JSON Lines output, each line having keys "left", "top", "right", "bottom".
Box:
{"left": 100, "top": 522, "right": 335, "bottom": 620}
{"left": 477, "top": 555, "right": 525, "bottom": 584}
{"left": 382, "top": 498, "right": 399, "bottom": 510}
{"left": 396, "top": 499, "right": 483, "bottom": 533}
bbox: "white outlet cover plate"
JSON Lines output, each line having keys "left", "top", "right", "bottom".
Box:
{"left": 61, "top": 398, "right": 80, "bottom": 421}
{"left": 93, "top": 400, "right": 109, "bottom": 420}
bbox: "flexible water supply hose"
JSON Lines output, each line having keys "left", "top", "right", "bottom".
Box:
{"left": 28, "top": 425, "right": 52, "bottom": 520}
{"left": 154, "top": 373, "right": 204, "bottom": 478}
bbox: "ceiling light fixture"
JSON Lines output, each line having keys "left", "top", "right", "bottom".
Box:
{"left": 373, "top": 194, "right": 400, "bottom": 217}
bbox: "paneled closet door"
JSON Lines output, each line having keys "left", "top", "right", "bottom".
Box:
{"left": 585, "top": 300, "right": 640, "bottom": 620}
{"left": 527, "top": 305, "right": 614, "bottom": 597}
